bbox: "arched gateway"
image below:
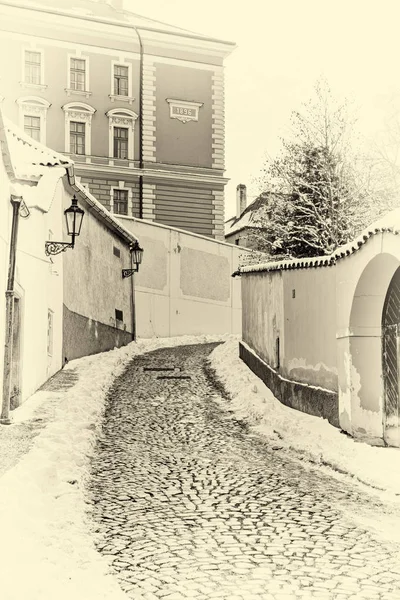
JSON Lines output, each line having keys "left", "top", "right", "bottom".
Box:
{"left": 382, "top": 266, "right": 400, "bottom": 446}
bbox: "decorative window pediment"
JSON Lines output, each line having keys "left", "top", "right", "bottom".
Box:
{"left": 62, "top": 102, "right": 95, "bottom": 156}
{"left": 106, "top": 109, "right": 138, "bottom": 161}
{"left": 16, "top": 96, "right": 51, "bottom": 144}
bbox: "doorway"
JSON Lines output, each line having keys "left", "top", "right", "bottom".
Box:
{"left": 382, "top": 266, "right": 400, "bottom": 446}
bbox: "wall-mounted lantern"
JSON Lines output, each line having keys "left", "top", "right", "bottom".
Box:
{"left": 45, "top": 195, "right": 84, "bottom": 256}
{"left": 122, "top": 240, "right": 144, "bottom": 278}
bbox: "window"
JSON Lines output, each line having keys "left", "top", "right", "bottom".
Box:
{"left": 115, "top": 309, "right": 123, "bottom": 322}
{"left": 24, "top": 115, "right": 40, "bottom": 141}
{"left": 113, "top": 189, "right": 128, "bottom": 215}
{"left": 25, "top": 50, "right": 41, "bottom": 84}
{"left": 114, "top": 65, "right": 129, "bottom": 96}
{"left": 62, "top": 102, "right": 95, "bottom": 155}
{"left": 113, "top": 127, "right": 128, "bottom": 159}
{"left": 47, "top": 310, "right": 54, "bottom": 356}
{"left": 17, "top": 96, "right": 51, "bottom": 144}
{"left": 70, "top": 121, "right": 85, "bottom": 155}
{"left": 109, "top": 61, "right": 134, "bottom": 103}
{"left": 70, "top": 58, "right": 86, "bottom": 91}
{"left": 106, "top": 109, "right": 138, "bottom": 161}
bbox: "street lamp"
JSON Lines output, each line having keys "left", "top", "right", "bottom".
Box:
{"left": 45, "top": 195, "right": 84, "bottom": 256}
{"left": 122, "top": 240, "right": 144, "bottom": 278}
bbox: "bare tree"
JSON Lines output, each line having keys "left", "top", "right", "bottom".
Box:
{"left": 253, "top": 78, "right": 396, "bottom": 258}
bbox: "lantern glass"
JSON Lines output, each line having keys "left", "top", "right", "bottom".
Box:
{"left": 130, "top": 241, "right": 144, "bottom": 267}
{"left": 64, "top": 195, "right": 84, "bottom": 237}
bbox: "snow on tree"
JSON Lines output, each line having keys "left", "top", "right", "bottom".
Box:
{"left": 252, "top": 79, "right": 397, "bottom": 258}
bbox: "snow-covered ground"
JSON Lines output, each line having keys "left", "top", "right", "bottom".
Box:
{"left": 0, "top": 335, "right": 228, "bottom": 600}
{"left": 1, "top": 334, "right": 400, "bottom": 600}
{"left": 209, "top": 337, "right": 400, "bottom": 497}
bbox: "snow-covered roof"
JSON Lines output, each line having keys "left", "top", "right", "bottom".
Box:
{"left": 1, "top": 115, "right": 72, "bottom": 180}
{"left": 235, "top": 207, "right": 400, "bottom": 276}
{"left": 225, "top": 193, "right": 272, "bottom": 237}
{"left": 73, "top": 180, "right": 139, "bottom": 245}
{"left": 6, "top": 0, "right": 235, "bottom": 47}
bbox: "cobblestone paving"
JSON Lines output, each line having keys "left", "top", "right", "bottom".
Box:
{"left": 88, "top": 343, "right": 400, "bottom": 600}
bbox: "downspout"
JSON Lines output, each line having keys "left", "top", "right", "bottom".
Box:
{"left": 130, "top": 248, "right": 136, "bottom": 342}
{"left": 132, "top": 24, "right": 144, "bottom": 219}
{"left": 1, "top": 195, "right": 23, "bottom": 424}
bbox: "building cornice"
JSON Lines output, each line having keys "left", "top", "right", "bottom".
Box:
{"left": 73, "top": 161, "right": 228, "bottom": 186}
{"left": 0, "top": 1, "right": 236, "bottom": 59}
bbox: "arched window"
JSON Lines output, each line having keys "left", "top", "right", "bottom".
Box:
{"left": 62, "top": 102, "right": 96, "bottom": 156}
{"left": 106, "top": 108, "right": 138, "bottom": 161}
{"left": 16, "top": 96, "right": 51, "bottom": 144}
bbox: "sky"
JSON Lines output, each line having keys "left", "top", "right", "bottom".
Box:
{"left": 125, "top": 0, "right": 400, "bottom": 219}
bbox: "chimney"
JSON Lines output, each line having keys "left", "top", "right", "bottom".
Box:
{"left": 236, "top": 184, "right": 247, "bottom": 218}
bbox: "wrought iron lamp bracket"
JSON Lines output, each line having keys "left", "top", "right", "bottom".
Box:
{"left": 122, "top": 267, "right": 138, "bottom": 279}
{"left": 45, "top": 241, "right": 74, "bottom": 256}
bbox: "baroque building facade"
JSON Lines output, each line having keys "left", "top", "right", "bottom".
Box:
{"left": 0, "top": 0, "right": 234, "bottom": 239}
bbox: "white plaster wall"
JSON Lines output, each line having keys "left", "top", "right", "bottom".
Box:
{"left": 118, "top": 216, "right": 248, "bottom": 338}
{"left": 241, "top": 271, "right": 284, "bottom": 368}
{"left": 0, "top": 167, "right": 64, "bottom": 407}
{"left": 336, "top": 236, "right": 400, "bottom": 445}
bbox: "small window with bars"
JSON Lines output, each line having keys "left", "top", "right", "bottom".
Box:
{"left": 113, "top": 127, "right": 129, "bottom": 159}
{"left": 114, "top": 65, "right": 129, "bottom": 96}
{"left": 70, "top": 57, "right": 86, "bottom": 91}
{"left": 113, "top": 189, "right": 128, "bottom": 215}
{"left": 24, "top": 115, "right": 41, "bottom": 141}
{"left": 70, "top": 121, "right": 85, "bottom": 155}
{"left": 25, "top": 50, "right": 41, "bottom": 84}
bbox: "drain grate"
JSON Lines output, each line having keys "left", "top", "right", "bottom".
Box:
{"left": 157, "top": 375, "right": 191, "bottom": 380}
{"left": 143, "top": 367, "right": 177, "bottom": 372}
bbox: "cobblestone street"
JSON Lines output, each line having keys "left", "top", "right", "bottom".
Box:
{"left": 88, "top": 343, "right": 400, "bottom": 600}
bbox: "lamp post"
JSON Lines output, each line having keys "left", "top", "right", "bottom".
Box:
{"left": 122, "top": 240, "right": 143, "bottom": 342}
{"left": 45, "top": 195, "right": 84, "bottom": 256}
{"left": 1, "top": 195, "right": 29, "bottom": 424}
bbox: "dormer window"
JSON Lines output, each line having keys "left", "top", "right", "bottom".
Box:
{"left": 106, "top": 108, "right": 138, "bottom": 161}
{"left": 16, "top": 96, "right": 51, "bottom": 144}
{"left": 62, "top": 102, "right": 96, "bottom": 156}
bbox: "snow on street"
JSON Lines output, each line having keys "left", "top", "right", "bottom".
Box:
{"left": 0, "top": 335, "right": 399, "bottom": 600}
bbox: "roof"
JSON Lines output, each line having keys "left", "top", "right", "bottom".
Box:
{"left": 1, "top": 0, "right": 236, "bottom": 46}
{"left": 234, "top": 208, "right": 400, "bottom": 276}
{"left": 72, "top": 179, "right": 139, "bottom": 245}
{"left": 1, "top": 115, "right": 72, "bottom": 179}
{"left": 225, "top": 192, "right": 285, "bottom": 237}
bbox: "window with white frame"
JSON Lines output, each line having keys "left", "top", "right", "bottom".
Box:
{"left": 114, "top": 65, "right": 128, "bottom": 96}
{"left": 17, "top": 96, "right": 51, "bottom": 144}
{"left": 24, "top": 115, "right": 41, "bottom": 141}
{"left": 113, "top": 189, "right": 128, "bottom": 215}
{"left": 62, "top": 102, "right": 95, "bottom": 155}
{"left": 66, "top": 55, "right": 90, "bottom": 97}
{"left": 113, "top": 127, "right": 129, "bottom": 159}
{"left": 109, "top": 61, "right": 134, "bottom": 103}
{"left": 106, "top": 108, "right": 138, "bottom": 161}
{"left": 25, "top": 50, "right": 41, "bottom": 84}
{"left": 70, "top": 121, "right": 85, "bottom": 155}
{"left": 70, "top": 58, "right": 85, "bottom": 90}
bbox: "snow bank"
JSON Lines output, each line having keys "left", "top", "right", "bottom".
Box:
{"left": 209, "top": 337, "right": 400, "bottom": 497}
{"left": 0, "top": 334, "right": 227, "bottom": 600}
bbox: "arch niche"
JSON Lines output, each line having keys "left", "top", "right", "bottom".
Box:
{"left": 346, "top": 252, "right": 400, "bottom": 446}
